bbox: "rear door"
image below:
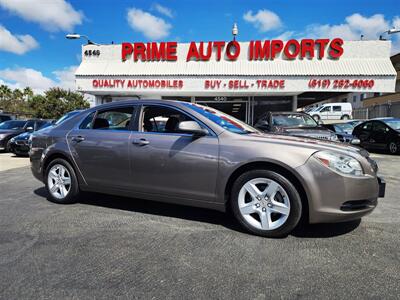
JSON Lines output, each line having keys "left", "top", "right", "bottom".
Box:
{"left": 331, "top": 105, "right": 342, "bottom": 120}
{"left": 129, "top": 104, "right": 219, "bottom": 202}
{"left": 67, "top": 105, "right": 137, "bottom": 189}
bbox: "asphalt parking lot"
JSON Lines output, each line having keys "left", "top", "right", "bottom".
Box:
{"left": 0, "top": 152, "right": 399, "bottom": 299}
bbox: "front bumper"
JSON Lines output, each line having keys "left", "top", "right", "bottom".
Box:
{"left": 296, "top": 157, "right": 384, "bottom": 224}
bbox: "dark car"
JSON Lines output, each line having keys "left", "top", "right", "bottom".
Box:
{"left": 0, "top": 119, "right": 50, "bottom": 152}
{"left": 353, "top": 118, "right": 400, "bottom": 154}
{"left": 8, "top": 121, "right": 52, "bottom": 156}
{"left": 254, "top": 111, "right": 338, "bottom": 141}
{"left": 322, "top": 123, "right": 360, "bottom": 144}
{"left": 0, "top": 114, "right": 12, "bottom": 123}
{"left": 29, "top": 100, "right": 385, "bottom": 238}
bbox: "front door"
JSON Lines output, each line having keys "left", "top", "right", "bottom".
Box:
{"left": 67, "top": 105, "right": 136, "bottom": 189}
{"left": 371, "top": 121, "right": 389, "bottom": 149}
{"left": 129, "top": 104, "right": 219, "bottom": 202}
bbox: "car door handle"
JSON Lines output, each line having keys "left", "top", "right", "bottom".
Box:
{"left": 132, "top": 138, "right": 149, "bottom": 146}
{"left": 71, "top": 135, "right": 85, "bottom": 142}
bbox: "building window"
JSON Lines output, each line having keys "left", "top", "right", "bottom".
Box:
{"left": 353, "top": 95, "right": 357, "bottom": 103}
{"left": 360, "top": 94, "right": 365, "bottom": 101}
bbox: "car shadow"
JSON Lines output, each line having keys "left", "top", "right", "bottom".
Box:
{"left": 34, "top": 187, "right": 361, "bottom": 238}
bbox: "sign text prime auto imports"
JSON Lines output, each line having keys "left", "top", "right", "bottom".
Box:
{"left": 120, "top": 38, "right": 344, "bottom": 61}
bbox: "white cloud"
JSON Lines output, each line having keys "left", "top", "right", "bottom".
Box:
{"left": 272, "top": 31, "right": 295, "bottom": 41}
{"left": 0, "top": 66, "right": 78, "bottom": 94}
{"left": 0, "top": 0, "right": 83, "bottom": 32}
{"left": 0, "top": 24, "right": 38, "bottom": 54}
{"left": 127, "top": 8, "right": 171, "bottom": 39}
{"left": 151, "top": 3, "right": 174, "bottom": 18}
{"left": 304, "top": 14, "right": 390, "bottom": 40}
{"left": 243, "top": 9, "right": 282, "bottom": 32}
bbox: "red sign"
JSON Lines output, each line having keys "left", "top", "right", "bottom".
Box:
{"left": 121, "top": 38, "right": 344, "bottom": 62}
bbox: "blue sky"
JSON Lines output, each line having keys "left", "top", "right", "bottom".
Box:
{"left": 0, "top": 0, "right": 399, "bottom": 93}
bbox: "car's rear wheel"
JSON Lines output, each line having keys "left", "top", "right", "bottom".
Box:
{"left": 341, "top": 115, "right": 350, "bottom": 120}
{"left": 388, "top": 141, "right": 398, "bottom": 154}
{"left": 45, "top": 158, "right": 80, "bottom": 204}
{"left": 231, "top": 170, "right": 302, "bottom": 238}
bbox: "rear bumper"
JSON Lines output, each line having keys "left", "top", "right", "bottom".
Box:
{"left": 296, "top": 157, "right": 383, "bottom": 224}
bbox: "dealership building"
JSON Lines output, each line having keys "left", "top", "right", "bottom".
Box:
{"left": 75, "top": 39, "right": 397, "bottom": 124}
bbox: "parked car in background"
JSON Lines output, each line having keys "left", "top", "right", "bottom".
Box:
{"left": 0, "top": 119, "right": 49, "bottom": 152}
{"left": 352, "top": 118, "right": 400, "bottom": 154}
{"left": 255, "top": 111, "right": 338, "bottom": 141}
{"left": 346, "top": 119, "right": 365, "bottom": 128}
{"left": 308, "top": 103, "right": 352, "bottom": 121}
{"left": 30, "top": 100, "right": 385, "bottom": 238}
{"left": 8, "top": 120, "right": 53, "bottom": 156}
{"left": 322, "top": 123, "right": 360, "bottom": 144}
{"left": 0, "top": 113, "right": 12, "bottom": 123}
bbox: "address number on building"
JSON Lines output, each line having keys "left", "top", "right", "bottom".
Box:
{"left": 308, "top": 79, "right": 375, "bottom": 89}
{"left": 84, "top": 50, "right": 100, "bottom": 56}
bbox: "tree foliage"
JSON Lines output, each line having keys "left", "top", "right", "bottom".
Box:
{"left": 0, "top": 85, "right": 90, "bottom": 119}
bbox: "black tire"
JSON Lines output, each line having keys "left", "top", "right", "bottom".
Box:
{"left": 5, "top": 140, "right": 11, "bottom": 152}
{"left": 341, "top": 115, "right": 350, "bottom": 120}
{"left": 387, "top": 141, "right": 399, "bottom": 155}
{"left": 230, "top": 169, "right": 302, "bottom": 238}
{"left": 45, "top": 158, "right": 80, "bottom": 204}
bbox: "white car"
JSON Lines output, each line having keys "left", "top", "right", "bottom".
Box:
{"left": 309, "top": 103, "right": 352, "bottom": 121}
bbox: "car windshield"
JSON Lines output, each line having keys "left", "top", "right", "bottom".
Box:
{"left": 0, "top": 120, "right": 26, "bottom": 130}
{"left": 183, "top": 103, "right": 259, "bottom": 134}
{"left": 54, "top": 111, "right": 81, "bottom": 126}
{"left": 383, "top": 119, "right": 400, "bottom": 130}
{"left": 334, "top": 123, "right": 354, "bottom": 134}
{"left": 271, "top": 114, "right": 318, "bottom": 127}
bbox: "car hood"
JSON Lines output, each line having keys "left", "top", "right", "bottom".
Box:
{"left": 0, "top": 129, "right": 22, "bottom": 135}
{"left": 14, "top": 132, "right": 31, "bottom": 140}
{"left": 246, "top": 131, "right": 366, "bottom": 157}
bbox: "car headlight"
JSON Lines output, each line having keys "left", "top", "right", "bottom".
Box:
{"left": 10, "top": 137, "right": 15, "bottom": 142}
{"left": 0, "top": 134, "right": 6, "bottom": 140}
{"left": 313, "top": 151, "right": 364, "bottom": 176}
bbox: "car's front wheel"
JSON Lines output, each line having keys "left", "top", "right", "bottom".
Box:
{"left": 388, "top": 141, "right": 399, "bottom": 154}
{"left": 231, "top": 170, "right": 302, "bottom": 238}
{"left": 45, "top": 158, "right": 80, "bottom": 204}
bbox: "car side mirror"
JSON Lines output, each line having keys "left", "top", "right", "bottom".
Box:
{"left": 26, "top": 126, "right": 34, "bottom": 132}
{"left": 178, "top": 121, "right": 208, "bottom": 136}
{"left": 351, "top": 138, "right": 361, "bottom": 145}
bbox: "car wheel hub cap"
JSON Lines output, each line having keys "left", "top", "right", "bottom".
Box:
{"left": 47, "top": 164, "right": 71, "bottom": 199}
{"left": 238, "top": 178, "right": 290, "bottom": 231}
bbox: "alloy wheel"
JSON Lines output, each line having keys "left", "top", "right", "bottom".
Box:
{"left": 238, "top": 178, "right": 290, "bottom": 231}
{"left": 389, "top": 142, "right": 397, "bottom": 154}
{"left": 47, "top": 164, "right": 72, "bottom": 199}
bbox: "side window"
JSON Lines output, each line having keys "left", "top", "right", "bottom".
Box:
{"left": 141, "top": 105, "right": 197, "bottom": 133}
{"left": 80, "top": 112, "right": 96, "bottom": 129}
{"left": 320, "top": 106, "right": 331, "bottom": 112}
{"left": 372, "top": 122, "right": 387, "bottom": 133}
{"left": 83, "top": 107, "right": 135, "bottom": 130}
{"left": 332, "top": 106, "right": 341, "bottom": 112}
